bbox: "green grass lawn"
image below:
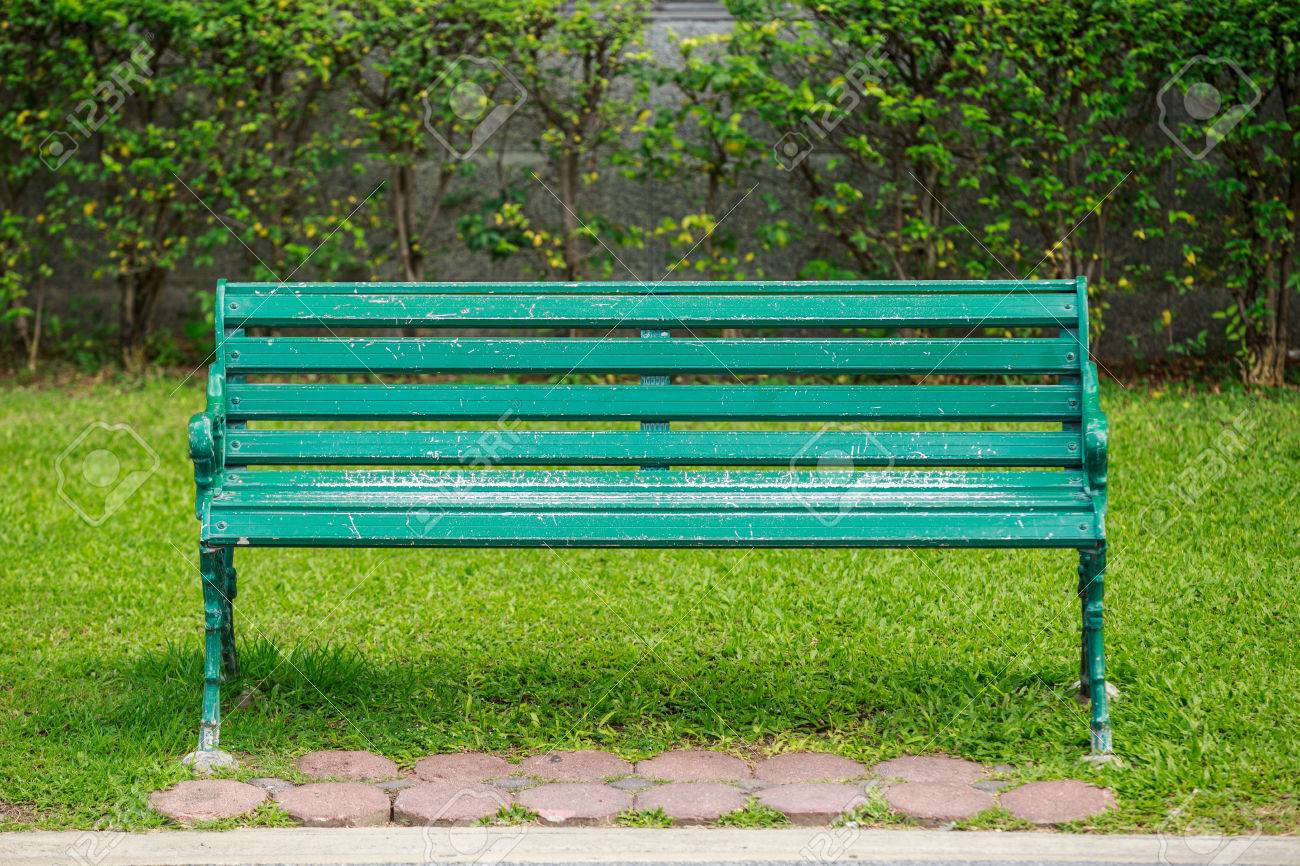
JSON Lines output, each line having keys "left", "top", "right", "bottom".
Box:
{"left": 0, "top": 375, "right": 1297, "bottom": 833}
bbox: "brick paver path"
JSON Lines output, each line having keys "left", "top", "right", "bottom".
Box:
{"left": 1000, "top": 780, "right": 1117, "bottom": 825}
{"left": 519, "top": 750, "right": 632, "bottom": 783}
{"left": 872, "top": 755, "right": 987, "bottom": 785}
{"left": 154, "top": 749, "right": 1116, "bottom": 829}
{"left": 635, "top": 750, "right": 750, "bottom": 783}
{"left": 636, "top": 782, "right": 748, "bottom": 824}
{"left": 294, "top": 750, "right": 399, "bottom": 782}
{"left": 393, "top": 782, "right": 510, "bottom": 826}
{"left": 150, "top": 780, "right": 266, "bottom": 823}
{"left": 414, "top": 752, "right": 511, "bottom": 784}
{"left": 758, "top": 783, "right": 866, "bottom": 825}
{"left": 884, "top": 782, "right": 995, "bottom": 822}
{"left": 754, "top": 752, "right": 866, "bottom": 784}
{"left": 517, "top": 783, "right": 632, "bottom": 825}
{"left": 275, "top": 782, "right": 391, "bottom": 827}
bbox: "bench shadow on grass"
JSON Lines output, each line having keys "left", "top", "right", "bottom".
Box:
{"left": 61, "top": 628, "right": 1092, "bottom": 771}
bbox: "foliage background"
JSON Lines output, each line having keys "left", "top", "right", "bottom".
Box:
{"left": 0, "top": 0, "right": 1296, "bottom": 383}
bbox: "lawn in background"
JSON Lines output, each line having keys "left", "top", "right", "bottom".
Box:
{"left": 0, "top": 376, "right": 1296, "bottom": 832}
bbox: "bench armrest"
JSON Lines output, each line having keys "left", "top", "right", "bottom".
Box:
{"left": 1081, "top": 362, "right": 1108, "bottom": 497}
{"left": 189, "top": 367, "right": 226, "bottom": 520}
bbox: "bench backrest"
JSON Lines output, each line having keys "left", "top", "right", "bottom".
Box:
{"left": 208, "top": 279, "right": 1096, "bottom": 475}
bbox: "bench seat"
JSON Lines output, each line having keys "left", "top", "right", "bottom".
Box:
{"left": 206, "top": 469, "right": 1100, "bottom": 548}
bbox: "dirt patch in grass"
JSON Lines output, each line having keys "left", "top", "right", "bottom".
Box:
{"left": 0, "top": 799, "right": 38, "bottom": 824}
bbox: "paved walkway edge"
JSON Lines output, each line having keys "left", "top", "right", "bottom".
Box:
{"left": 3, "top": 828, "right": 1297, "bottom": 866}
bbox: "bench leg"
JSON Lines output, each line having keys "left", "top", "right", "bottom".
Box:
{"left": 1076, "top": 554, "right": 1091, "bottom": 702}
{"left": 1079, "top": 545, "right": 1112, "bottom": 755}
{"left": 219, "top": 547, "right": 240, "bottom": 681}
{"left": 198, "top": 544, "right": 225, "bottom": 753}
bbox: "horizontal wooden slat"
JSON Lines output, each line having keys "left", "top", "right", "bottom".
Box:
{"left": 225, "top": 430, "right": 1082, "bottom": 467}
{"left": 224, "top": 293, "right": 1079, "bottom": 329}
{"left": 224, "top": 337, "right": 1079, "bottom": 374}
{"left": 223, "top": 384, "right": 1082, "bottom": 421}
{"left": 204, "top": 507, "right": 1099, "bottom": 548}
{"left": 225, "top": 279, "right": 1079, "bottom": 296}
{"left": 209, "top": 467, "right": 1100, "bottom": 545}
{"left": 222, "top": 469, "right": 1089, "bottom": 491}
{"left": 213, "top": 486, "right": 1090, "bottom": 511}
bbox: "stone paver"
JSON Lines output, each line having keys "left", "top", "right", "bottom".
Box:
{"left": 519, "top": 750, "right": 632, "bottom": 783}
{"left": 275, "top": 783, "right": 391, "bottom": 827}
{"left": 294, "top": 750, "right": 399, "bottom": 782}
{"left": 609, "top": 776, "right": 656, "bottom": 793}
{"left": 757, "top": 783, "right": 865, "bottom": 826}
{"left": 1000, "top": 780, "right": 1116, "bottom": 825}
{"left": 517, "top": 783, "right": 632, "bottom": 826}
{"left": 636, "top": 782, "right": 748, "bottom": 825}
{"left": 635, "top": 750, "right": 750, "bottom": 783}
{"left": 150, "top": 780, "right": 266, "bottom": 823}
{"left": 490, "top": 776, "right": 540, "bottom": 792}
{"left": 754, "top": 752, "right": 865, "bottom": 784}
{"left": 414, "top": 753, "right": 512, "bottom": 784}
{"left": 248, "top": 778, "right": 294, "bottom": 795}
{"left": 871, "top": 755, "right": 987, "bottom": 785}
{"left": 884, "top": 782, "right": 994, "bottom": 823}
{"left": 393, "top": 782, "right": 510, "bottom": 826}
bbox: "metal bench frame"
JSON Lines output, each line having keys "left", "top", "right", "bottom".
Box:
{"left": 188, "top": 278, "right": 1111, "bottom": 761}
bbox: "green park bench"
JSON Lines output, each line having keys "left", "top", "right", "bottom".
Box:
{"left": 187, "top": 278, "right": 1112, "bottom": 763}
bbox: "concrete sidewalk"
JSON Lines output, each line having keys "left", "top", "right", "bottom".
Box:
{"left": 2, "top": 827, "right": 1296, "bottom": 866}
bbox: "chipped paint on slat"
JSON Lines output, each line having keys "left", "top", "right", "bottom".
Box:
{"left": 227, "top": 293, "right": 1078, "bottom": 330}
{"left": 223, "top": 279, "right": 1079, "bottom": 295}
{"left": 224, "top": 383, "right": 1082, "bottom": 422}
{"left": 223, "top": 337, "right": 1079, "bottom": 375}
{"left": 225, "top": 430, "right": 1083, "bottom": 468}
